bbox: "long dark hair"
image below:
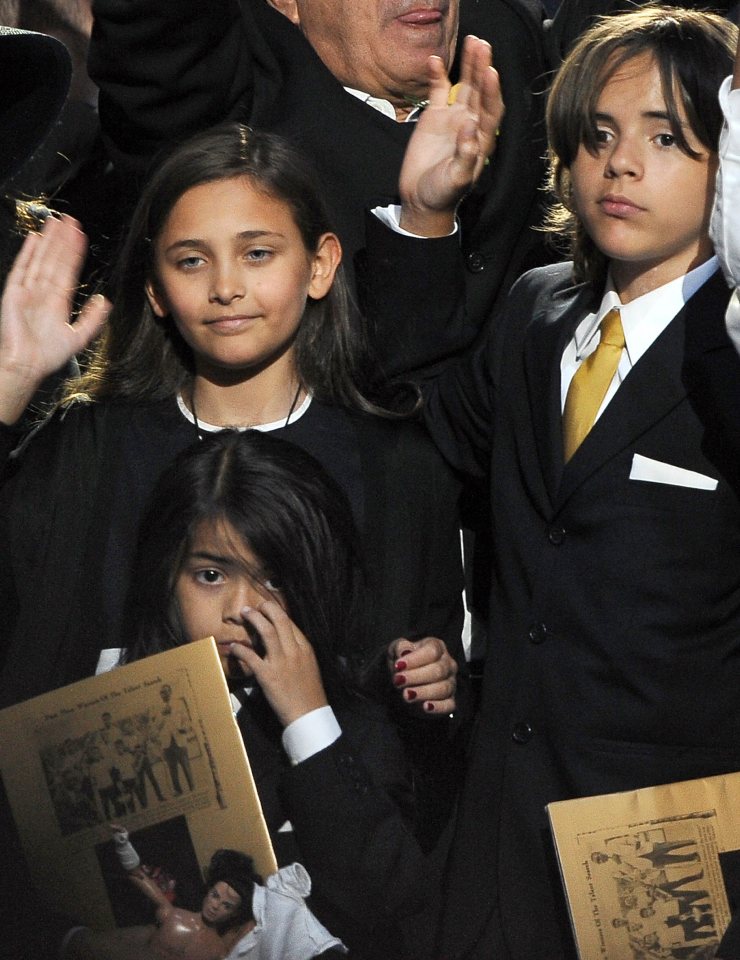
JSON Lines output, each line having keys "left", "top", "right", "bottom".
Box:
{"left": 65, "top": 124, "right": 383, "bottom": 414}
{"left": 121, "top": 430, "right": 367, "bottom": 705}
{"left": 544, "top": 5, "right": 736, "bottom": 286}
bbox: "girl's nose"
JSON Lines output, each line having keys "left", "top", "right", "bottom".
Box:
{"left": 209, "top": 263, "right": 246, "bottom": 304}
{"left": 223, "top": 582, "right": 254, "bottom": 624}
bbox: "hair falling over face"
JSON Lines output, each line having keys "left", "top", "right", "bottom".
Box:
{"left": 542, "top": 5, "right": 737, "bottom": 285}
{"left": 121, "top": 429, "right": 367, "bottom": 704}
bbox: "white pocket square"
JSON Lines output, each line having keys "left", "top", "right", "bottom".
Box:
{"left": 629, "top": 454, "right": 717, "bottom": 490}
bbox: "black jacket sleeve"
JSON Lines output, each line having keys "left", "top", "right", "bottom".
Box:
{"left": 89, "top": 0, "right": 254, "bottom": 175}
{"left": 282, "top": 702, "right": 429, "bottom": 925}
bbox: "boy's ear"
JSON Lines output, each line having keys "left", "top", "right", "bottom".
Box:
{"left": 266, "top": 0, "right": 300, "bottom": 26}
{"left": 145, "top": 278, "right": 169, "bottom": 318}
{"left": 308, "top": 232, "right": 342, "bottom": 300}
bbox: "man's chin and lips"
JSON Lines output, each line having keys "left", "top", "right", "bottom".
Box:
{"left": 384, "top": 2, "right": 458, "bottom": 67}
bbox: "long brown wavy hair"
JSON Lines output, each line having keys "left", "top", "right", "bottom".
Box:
{"left": 64, "top": 124, "right": 388, "bottom": 415}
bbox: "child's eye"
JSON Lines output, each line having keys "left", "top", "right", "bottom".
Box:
{"left": 195, "top": 568, "right": 225, "bottom": 585}
{"left": 176, "top": 255, "right": 205, "bottom": 270}
{"left": 594, "top": 127, "right": 612, "bottom": 145}
{"left": 654, "top": 132, "right": 676, "bottom": 148}
{"left": 262, "top": 578, "right": 281, "bottom": 593}
{"left": 246, "top": 248, "right": 272, "bottom": 263}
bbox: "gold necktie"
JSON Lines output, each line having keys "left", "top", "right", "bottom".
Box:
{"left": 562, "top": 308, "right": 625, "bottom": 462}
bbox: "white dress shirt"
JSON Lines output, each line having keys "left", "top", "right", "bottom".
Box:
{"left": 227, "top": 862, "right": 346, "bottom": 959}
{"left": 710, "top": 75, "right": 740, "bottom": 353}
{"left": 372, "top": 207, "right": 720, "bottom": 439}
{"left": 560, "top": 258, "right": 720, "bottom": 419}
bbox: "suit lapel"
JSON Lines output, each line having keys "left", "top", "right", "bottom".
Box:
{"left": 555, "top": 270, "right": 728, "bottom": 509}
{"left": 523, "top": 280, "right": 597, "bottom": 507}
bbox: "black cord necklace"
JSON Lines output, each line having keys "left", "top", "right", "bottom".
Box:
{"left": 189, "top": 382, "right": 303, "bottom": 440}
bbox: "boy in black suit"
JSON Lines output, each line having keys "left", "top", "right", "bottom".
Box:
{"left": 367, "top": 7, "right": 740, "bottom": 958}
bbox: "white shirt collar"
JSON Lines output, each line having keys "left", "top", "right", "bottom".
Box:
{"left": 176, "top": 392, "right": 311, "bottom": 433}
{"left": 575, "top": 256, "right": 719, "bottom": 368}
{"left": 344, "top": 85, "right": 421, "bottom": 122}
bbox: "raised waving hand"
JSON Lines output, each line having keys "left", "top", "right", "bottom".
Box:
{"left": 0, "top": 215, "right": 110, "bottom": 424}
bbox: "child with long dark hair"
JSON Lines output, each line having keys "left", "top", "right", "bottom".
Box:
{"left": 66, "top": 428, "right": 430, "bottom": 959}
{"left": 0, "top": 124, "right": 463, "bottom": 731}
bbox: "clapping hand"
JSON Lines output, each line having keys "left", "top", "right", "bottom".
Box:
{"left": 398, "top": 35, "right": 503, "bottom": 238}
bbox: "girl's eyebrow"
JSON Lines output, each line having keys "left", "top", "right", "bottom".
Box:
{"left": 187, "top": 549, "right": 267, "bottom": 577}
{"left": 163, "top": 229, "right": 285, "bottom": 255}
{"left": 187, "top": 550, "right": 235, "bottom": 566}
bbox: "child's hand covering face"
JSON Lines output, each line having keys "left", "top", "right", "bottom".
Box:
{"left": 175, "top": 517, "right": 328, "bottom": 727}
{"left": 228, "top": 601, "right": 328, "bottom": 727}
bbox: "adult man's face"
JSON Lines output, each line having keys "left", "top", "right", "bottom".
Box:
{"left": 270, "top": 0, "right": 459, "bottom": 107}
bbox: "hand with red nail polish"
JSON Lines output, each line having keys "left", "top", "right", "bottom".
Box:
{"left": 386, "top": 636, "right": 458, "bottom": 716}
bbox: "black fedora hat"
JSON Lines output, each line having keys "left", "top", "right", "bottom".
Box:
{"left": 0, "top": 26, "right": 72, "bottom": 186}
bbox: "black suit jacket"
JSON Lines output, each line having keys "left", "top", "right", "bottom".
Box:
{"left": 364, "top": 223, "right": 740, "bottom": 958}
{"left": 88, "top": 0, "right": 553, "bottom": 334}
{"left": 233, "top": 689, "right": 429, "bottom": 960}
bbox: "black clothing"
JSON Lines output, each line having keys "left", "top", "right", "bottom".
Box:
{"left": 236, "top": 689, "right": 430, "bottom": 959}
{"left": 0, "top": 395, "right": 464, "bottom": 958}
{"left": 0, "top": 396, "right": 463, "bottom": 707}
{"left": 363, "top": 220, "right": 740, "bottom": 959}
{"left": 88, "top": 0, "right": 553, "bottom": 334}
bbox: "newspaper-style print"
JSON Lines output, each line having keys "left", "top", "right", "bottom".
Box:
{"left": 548, "top": 773, "right": 740, "bottom": 960}
{"left": 0, "top": 639, "right": 275, "bottom": 927}
{"left": 37, "top": 671, "right": 219, "bottom": 837}
{"left": 577, "top": 814, "right": 729, "bottom": 959}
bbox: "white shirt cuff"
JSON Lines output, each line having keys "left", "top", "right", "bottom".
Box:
{"left": 95, "top": 648, "right": 123, "bottom": 674}
{"left": 718, "top": 76, "right": 740, "bottom": 161}
{"left": 371, "top": 203, "right": 459, "bottom": 238}
{"left": 282, "top": 705, "right": 342, "bottom": 765}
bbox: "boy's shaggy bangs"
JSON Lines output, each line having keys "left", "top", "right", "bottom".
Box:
{"left": 543, "top": 5, "right": 737, "bottom": 285}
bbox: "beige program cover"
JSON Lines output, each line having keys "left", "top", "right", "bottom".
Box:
{"left": 0, "top": 637, "right": 277, "bottom": 928}
{"left": 547, "top": 773, "right": 740, "bottom": 959}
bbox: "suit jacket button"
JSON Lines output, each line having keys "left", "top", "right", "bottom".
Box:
{"left": 512, "top": 722, "right": 533, "bottom": 744}
{"left": 548, "top": 526, "right": 565, "bottom": 545}
{"left": 528, "top": 622, "right": 547, "bottom": 644}
{"left": 466, "top": 251, "right": 485, "bottom": 273}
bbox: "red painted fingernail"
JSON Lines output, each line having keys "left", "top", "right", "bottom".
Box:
{"left": 424, "top": 701, "right": 435, "bottom": 712}
{"left": 395, "top": 659, "right": 407, "bottom": 672}
{"left": 394, "top": 674, "right": 406, "bottom": 687}
{"left": 405, "top": 689, "right": 417, "bottom": 701}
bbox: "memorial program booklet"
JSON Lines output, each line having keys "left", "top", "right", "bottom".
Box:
{"left": 546, "top": 773, "right": 740, "bottom": 959}
{"left": 0, "top": 637, "right": 276, "bottom": 929}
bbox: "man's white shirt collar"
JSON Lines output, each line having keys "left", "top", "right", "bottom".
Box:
{"left": 344, "top": 85, "right": 421, "bottom": 122}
